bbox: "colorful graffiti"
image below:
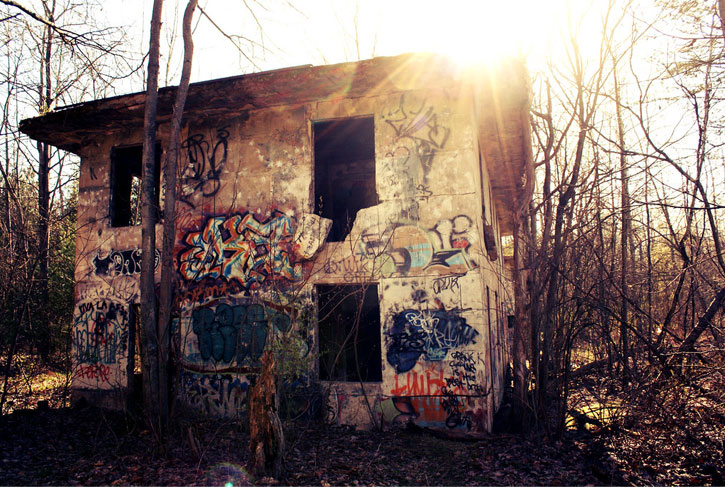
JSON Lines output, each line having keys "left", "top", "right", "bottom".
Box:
{"left": 386, "top": 305, "right": 478, "bottom": 373}
{"left": 178, "top": 210, "right": 301, "bottom": 291}
{"left": 189, "top": 302, "right": 291, "bottom": 365}
{"left": 179, "top": 127, "right": 229, "bottom": 207}
{"left": 358, "top": 216, "right": 476, "bottom": 277}
{"left": 180, "top": 370, "right": 249, "bottom": 417}
{"left": 390, "top": 355, "right": 485, "bottom": 397}
{"left": 92, "top": 248, "right": 160, "bottom": 277}
{"left": 74, "top": 299, "right": 129, "bottom": 366}
{"left": 179, "top": 280, "right": 247, "bottom": 307}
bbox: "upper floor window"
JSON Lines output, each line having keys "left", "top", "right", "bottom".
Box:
{"left": 110, "top": 145, "right": 160, "bottom": 227}
{"left": 314, "top": 117, "right": 376, "bottom": 242}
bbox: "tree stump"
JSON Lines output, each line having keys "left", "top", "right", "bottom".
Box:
{"left": 248, "top": 350, "right": 285, "bottom": 479}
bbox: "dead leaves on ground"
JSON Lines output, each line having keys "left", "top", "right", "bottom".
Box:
{"left": 0, "top": 405, "right": 722, "bottom": 485}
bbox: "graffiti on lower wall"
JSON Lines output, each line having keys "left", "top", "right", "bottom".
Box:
{"left": 179, "top": 292, "right": 314, "bottom": 371}
{"left": 440, "top": 350, "right": 488, "bottom": 430}
{"left": 178, "top": 210, "right": 301, "bottom": 291}
{"left": 385, "top": 304, "right": 479, "bottom": 373}
{"left": 76, "top": 363, "right": 112, "bottom": 383}
{"left": 180, "top": 370, "right": 249, "bottom": 417}
{"left": 376, "top": 395, "right": 488, "bottom": 432}
{"left": 92, "top": 248, "right": 160, "bottom": 277}
{"left": 386, "top": 352, "right": 487, "bottom": 430}
{"left": 188, "top": 301, "right": 291, "bottom": 365}
{"left": 73, "top": 298, "right": 129, "bottom": 388}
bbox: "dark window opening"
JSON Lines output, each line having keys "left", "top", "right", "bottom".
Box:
{"left": 314, "top": 117, "right": 376, "bottom": 242}
{"left": 318, "top": 284, "right": 382, "bottom": 382}
{"left": 110, "top": 145, "right": 161, "bottom": 227}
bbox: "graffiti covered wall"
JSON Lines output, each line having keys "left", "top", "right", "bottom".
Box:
{"left": 309, "top": 88, "right": 510, "bottom": 433}
{"left": 67, "top": 57, "right": 514, "bottom": 432}
{"left": 73, "top": 297, "right": 130, "bottom": 390}
{"left": 174, "top": 203, "right": 323, "bottom": 416}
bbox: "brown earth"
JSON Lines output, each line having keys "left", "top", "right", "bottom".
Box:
{"left": 0, "top": 403, "right": 627, "bottom": 486}
{"left": 1, "top": 360, "right": 723, "bottom": 485}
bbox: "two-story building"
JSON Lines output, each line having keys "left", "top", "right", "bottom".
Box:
{"left": 21, "top": 53, "right": 532, "bottom": 433}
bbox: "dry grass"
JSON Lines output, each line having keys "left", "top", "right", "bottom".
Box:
{"left": 1, "top": 353, "right": 71, "bottom": 414}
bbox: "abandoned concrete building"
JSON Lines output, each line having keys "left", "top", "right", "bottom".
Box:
{"left": 21, "top": 53, "right": 532, "bottom": 433}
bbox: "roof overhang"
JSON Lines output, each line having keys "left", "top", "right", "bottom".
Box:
{"left": 468, "top": 59, "right": 533, "bottom": 235}
{"left": 20, "top": 53, "right": 532, "bottom": 234}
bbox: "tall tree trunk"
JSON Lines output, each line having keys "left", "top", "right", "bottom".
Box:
{"left": 158, "top": 0, "right": 198, "bottom": 428}
{"left": 614, "top": 66, "right": 630, "bottom": 385}
{"left": 511, "top": 209, "right": 530, "bottom": 431}
{"left": 36, "top": 2, "right": 54, "bottom": 362}
{"left": 36, "top": 139, "right": 49, "bottom": 361}
{"left": 140, "top": 0, "right": 164, "bottom": 435}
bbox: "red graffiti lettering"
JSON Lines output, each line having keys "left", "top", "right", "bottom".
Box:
{"left": 76, "top": 364, "right": 111, "bottom": 383}
{"left": 391, "top": 369, "right": 446, "bottom": 396}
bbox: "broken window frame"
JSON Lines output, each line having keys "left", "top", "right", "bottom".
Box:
{"left": 313, "top": 116, "right": 377, "bottom": 242}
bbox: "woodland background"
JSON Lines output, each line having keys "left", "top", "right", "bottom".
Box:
{"left": 0, "top": 0, "right": 724, "bottom": 484}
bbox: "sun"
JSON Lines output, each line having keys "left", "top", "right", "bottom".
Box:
{"left": 375, "top": 0, "right": 546, "bottom": 66}
{"left": 371, "top": 0, "right": 607, "bottom": 72}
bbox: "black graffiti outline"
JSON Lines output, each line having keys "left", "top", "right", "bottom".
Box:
{"left": 92, "top": 248, "right": 161, "bottom": 277}
{"left": 179, "top": 127, "right": 230, "bottom": 207}
{"left": 432, "top": 274, "right": 464, "bottom": 294}
{"left": 383, "top": 94, "right": 450, "bottom": 176}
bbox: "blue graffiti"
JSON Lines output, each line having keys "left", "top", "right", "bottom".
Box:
{"left": 191, "top": 302, "right": 291, "bottom": 365}
{"left": 74, "top": 300, "right": 129, "bottom": 365}
{"left": 386, "top": 306, "right": 478, "bottom": 373}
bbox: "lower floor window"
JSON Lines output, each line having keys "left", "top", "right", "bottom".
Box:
{"left": 317, "top": 284, "right": 382, "bottom": 382}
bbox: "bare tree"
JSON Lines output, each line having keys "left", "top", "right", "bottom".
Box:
{"left": 139, "top": 0, "right": 163, "bottom": 434}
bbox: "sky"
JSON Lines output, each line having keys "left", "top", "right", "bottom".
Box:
{"left": 100, "top": 0, "right": 584, "bottom": 90}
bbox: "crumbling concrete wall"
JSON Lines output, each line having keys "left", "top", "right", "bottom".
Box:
{"left": 307, "top": 88, "right": 511, "bottom": 432}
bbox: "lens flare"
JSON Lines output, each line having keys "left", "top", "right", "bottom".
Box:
{"left": 204, "top": 462, "right": 252, "bottom": 487}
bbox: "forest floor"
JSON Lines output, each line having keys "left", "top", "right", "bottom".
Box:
{"left": 1, "top": 362, "right": 724, "bottom": 485}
